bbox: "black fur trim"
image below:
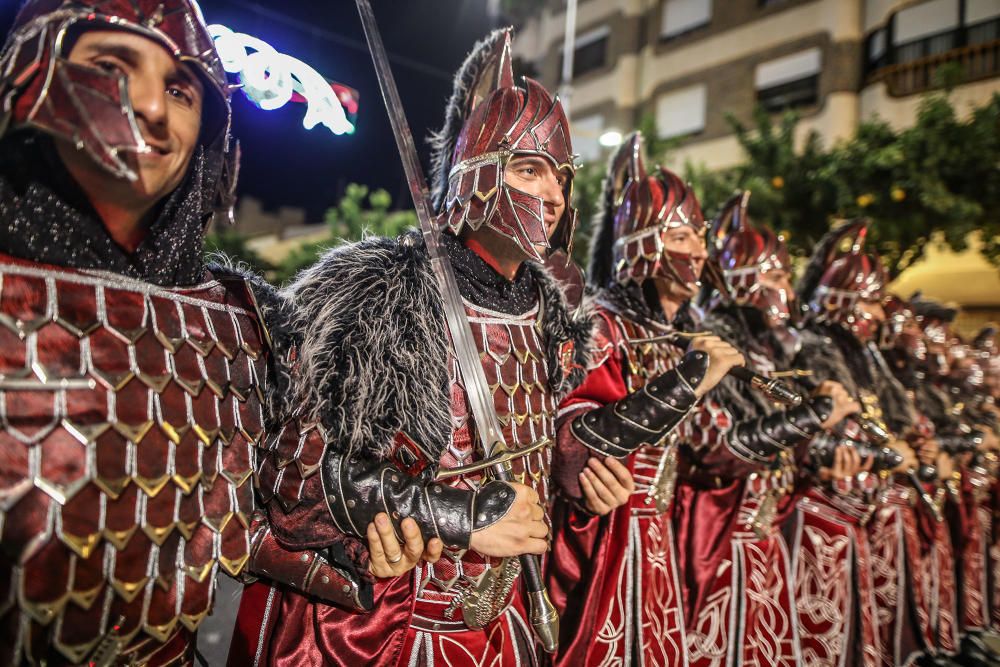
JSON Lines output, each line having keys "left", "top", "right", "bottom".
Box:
{"left": 284, "top": 234, "right": 593, "bottom": 463}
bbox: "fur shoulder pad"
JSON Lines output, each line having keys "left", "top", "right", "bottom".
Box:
{"left": 284, "top": 236, "right": 594, "bottom": 463}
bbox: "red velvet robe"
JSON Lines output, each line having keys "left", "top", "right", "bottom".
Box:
{"left": 547, "top": 306, "right": 691, "bottom": 666}
{"left": 235, "top": 298, "right": 568, "bottom": 666}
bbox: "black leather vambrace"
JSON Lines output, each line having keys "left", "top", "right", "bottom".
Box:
{"left": 321, "top": 446, "right": 516, "bottom": 552}
{"left": 570, "top": 350, "right": 709, "bottom": 458}
{"left": 728, "top": 395, "right": 834, "bottom": 462}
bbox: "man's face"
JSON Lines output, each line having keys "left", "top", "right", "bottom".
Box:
{"left": 56, "top": 30, "right": 204, "bottom": 212}
{"left": 656, "top": 224, "right": 706, "bottom": 300}
{"left": 504, "top": 154, "right": 568, "bottom": 251}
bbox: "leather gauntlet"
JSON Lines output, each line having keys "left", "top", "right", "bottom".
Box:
{"left": 570, "top": 350, "right": 709, "bottom": 457}
{"left": 248, "top": 520, "right": 372, "bottom": 611}
{"left": 322, "top": 447, "right": 516, "bottom": 551}
{"left": 729, "top": 396, "right": 833, "bottom": 462}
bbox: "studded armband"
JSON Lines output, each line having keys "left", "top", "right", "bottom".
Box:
{"left": 321, "top": 447, "right": 516, "bottom": 552}
{"left": 728, "top": 396, "right": 833, "bottom": 462}
{"left": 570, "top": 350, "right": 708, "bottom": 457}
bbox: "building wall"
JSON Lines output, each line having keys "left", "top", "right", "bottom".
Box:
{"left": 512, "top": 0, "right": 999, "bottom": 171}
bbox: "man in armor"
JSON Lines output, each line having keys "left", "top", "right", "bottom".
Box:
{"left": 236, "top": 29, "right": 665, "bottom": 666}
{"left": 793, "top": 220, "right": 924, "bottom": 667}
{"left": 546, "top": 133, "right": 769, "bottom": 667}
{"left": 678, "top": 191, "right": 859, "bottom": 667}
{"left": 908, "top": 298, "right": 1000, "bottom": 664}
{"left": 0, "top": 2, "right": 420, "bottom": 663}
{"left": 877, "top": 294, "right": 962, "bottom": 665}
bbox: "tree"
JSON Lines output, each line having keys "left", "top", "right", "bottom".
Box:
{"left": 271, "top": 184, "right": 417, "bottom": 285}
{"left": 673, "top": 92, "right": 1000, "bottom": 277}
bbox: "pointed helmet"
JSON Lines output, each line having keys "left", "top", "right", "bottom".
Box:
{"left": 708, "top": 190, "right": 793, "bottom": 327}
{"left": 429, "top": 28, "right": 577, "bottom": 262}
{"left": 588, "top": 131, "right": 706, "bottom": 289}
{"left": 798, "top": 219, "right": 888, "bottom": 342}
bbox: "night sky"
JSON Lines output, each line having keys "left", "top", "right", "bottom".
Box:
{"left": 0, "top": 0, "right": 502, "bottom": 221}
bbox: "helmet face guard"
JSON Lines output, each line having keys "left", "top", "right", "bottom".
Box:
{"left": 603, "top": 134, "right": 705, "bottom": 290}
{"left": 710, "top": 191, "right": 794, "bottom": 328}
{"left": 438, "top": 32, "right": 577, "bottom": 263}
{"left": 2, "top": 0, "right": 231, "bottom": 182}
{"left": 805, "top": 221, "right": 887, "bottom": 343}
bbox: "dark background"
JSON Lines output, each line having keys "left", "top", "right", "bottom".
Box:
{"left": 0, "top": 0, "right": 503, "bottom": 221}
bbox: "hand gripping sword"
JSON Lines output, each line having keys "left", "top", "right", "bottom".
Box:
{"left": 354, "top": 1, "right": 559, "bottom": 653}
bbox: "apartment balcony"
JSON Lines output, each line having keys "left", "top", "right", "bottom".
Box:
{"left": 865, "top": 17, "right": 1000, "bottom": 97}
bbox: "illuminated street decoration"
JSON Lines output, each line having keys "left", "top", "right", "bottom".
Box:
{"left": 208, "top": 24, "right": 358, "bottom": 135}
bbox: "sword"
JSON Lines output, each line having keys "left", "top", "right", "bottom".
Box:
{"left": 354, "top": 1, "right": 559, "bottom": 652}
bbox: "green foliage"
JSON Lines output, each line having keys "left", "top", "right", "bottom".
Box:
{"left": 269, "top": 184, "right": 417, "bottom": 285}
{"left": 569, "top": 160, "right": 604, "bottom": 265}
{"left": 675, "top": 93, "right": 1000, "bottom": 277}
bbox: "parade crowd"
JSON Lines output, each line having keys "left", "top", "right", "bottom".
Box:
{"left": 1, "top": 2, "right": 999, "bottom": 666}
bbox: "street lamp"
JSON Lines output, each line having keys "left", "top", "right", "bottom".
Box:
{"left": 599, "top": 130, "right": 624, "bottom": 147}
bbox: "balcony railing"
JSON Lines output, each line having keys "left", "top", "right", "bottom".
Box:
{"left": 867, "top": 38, "right": 1000, "bottom": 97}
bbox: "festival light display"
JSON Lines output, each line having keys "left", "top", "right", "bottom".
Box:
{"left": 208, "top": 24, "right": 358, "bottom": 135}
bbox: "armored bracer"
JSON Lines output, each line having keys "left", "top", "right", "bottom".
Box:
{"left": 569, "top": 350, "right": 708, "bottom": 458}
{"left": 727, "top": 395, "right": 833, "bottom": 462}
{"left": 247, "top": 517, "right": 372, "bottom": 611}
{"left": 321, "top": 440, "right": 517, "bottom": 552}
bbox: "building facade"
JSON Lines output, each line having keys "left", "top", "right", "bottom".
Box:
{"left": 512, "top": 0, "right": 1000, "bottom": 170}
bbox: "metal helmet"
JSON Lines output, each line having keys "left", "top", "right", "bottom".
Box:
{"left": 709, "top": 190, "right": 793, "bottom": 327}
{"left": 0, "top": 0, "right": 236, "bottom": 214}
{"left": 429, "top": 28, "right": 576, "bottom": 263}
{"left": 798, "top": 219, "right": 887, "bottom": 342}
{"left": 588, "top": 131, "right": 705, "bottom": 289}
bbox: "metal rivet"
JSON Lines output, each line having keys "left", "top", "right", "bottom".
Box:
{"left": 641, "top": 419, "right": 649, "bottom": 426}
{"left": 477, "top": 512, "right": 487, "bottom": 522}
{"left": 433, "top": 485, "right": 443, "bottom": 494}
{"left": 342, "top": 584, "right": 351, "bottom": 593}
{"left": 321, "top": 575, "right": 330, "bottom": 584}
{"left": 300, "top": 553, "right": 310, "bottom": 562}
{"left": 328, "top": 494, "right": 337, "bottom": 503}
{"left": 392, "top": 511, "right": 400, "bottom": 520}
{"left": 433, "top": 622, "right": 441, "bottom": 630}
{"left": 613, "top": 437, "right": 620, "bottom": 444}
{"left": 391, "top": 474, "right": 400, "bottom": 484}
{"left": 499, "top": 490, "right": 509, "bottom": 500}
{"left": 347, "top": 499, "right": 356, "bottom": 508}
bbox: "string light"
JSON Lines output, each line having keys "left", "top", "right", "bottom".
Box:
{"left": 208, "top": 24, "right": 358, "bottom": 135}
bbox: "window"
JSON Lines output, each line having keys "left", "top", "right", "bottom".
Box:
{"left": 894, "top": 0, "right": 959, "bottom": 43}
{"left": 655, "top": 84, "right": 707, "bottom": 138}
{"left": 572, "top": 115, "right": 605, "bottom": 162}
{"left": 865, "top": 0, "right": 1000, "bottom": 79}
{"left": 967, "top": 0, "right": 1000, "bottom": 44}
{"left": 661, "top": 0, "right": 712, "bottom": 39}
{"left": 566, "top": 26, "right": 609, "bottom": 78}
{"left": 755, "top": 48, "right": 822, "bottom": 112}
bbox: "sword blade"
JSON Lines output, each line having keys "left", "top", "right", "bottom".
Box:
{"left": 354, "top": 0, "right": 506, "bottom": 456}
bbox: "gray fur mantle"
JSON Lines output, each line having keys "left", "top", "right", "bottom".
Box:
{"left": 284, "top": 233, "right": 594, "bottom": 463}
